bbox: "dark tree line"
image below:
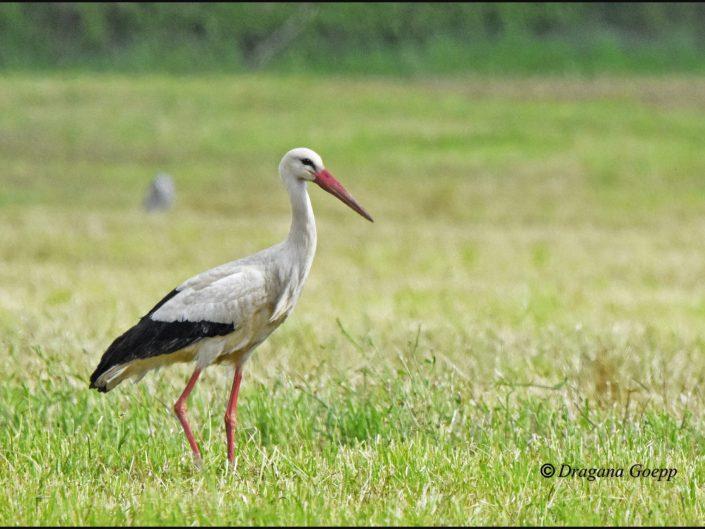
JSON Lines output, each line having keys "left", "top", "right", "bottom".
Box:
{"left": 1, "top": 3, "right": 704, "bottom": 71}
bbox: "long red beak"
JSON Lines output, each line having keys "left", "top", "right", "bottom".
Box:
{"left": 314, "top": 169, "right": 374, "bottom": 222}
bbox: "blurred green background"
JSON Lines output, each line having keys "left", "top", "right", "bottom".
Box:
{"left": 2, "top": 2, "right": 705, "bottom": 74}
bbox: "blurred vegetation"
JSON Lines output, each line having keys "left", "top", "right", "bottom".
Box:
{"left": 2, "top": 2, "right": 705, "bottom": 74}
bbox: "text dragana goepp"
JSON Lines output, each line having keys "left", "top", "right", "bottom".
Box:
{"left": 546, "top": 463, "right": 677, "bottom": 481}
{"left": 541, "top": 463, "right": 678, "bottom": 481}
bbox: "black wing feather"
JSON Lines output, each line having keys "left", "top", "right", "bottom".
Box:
{"left": 146, "top": 288, "right": 180, "bottom": 315}
{"left": 89, "top": 289, "right": 234, "bottom": 391}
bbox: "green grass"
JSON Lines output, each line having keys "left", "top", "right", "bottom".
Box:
{"left": 2, "top": 73, "right": 705, "bottom": 525}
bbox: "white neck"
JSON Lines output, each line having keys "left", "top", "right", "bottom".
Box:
{"left": 284, "top": 177, "right": 317, "bottom": 260}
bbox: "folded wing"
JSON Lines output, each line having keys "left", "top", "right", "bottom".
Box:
{"left": 89, "top": 266, "right": 268, "bottom": 391}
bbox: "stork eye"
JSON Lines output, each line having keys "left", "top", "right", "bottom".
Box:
{"left": 301, "top": 158, "right": 315, "bottom": 169}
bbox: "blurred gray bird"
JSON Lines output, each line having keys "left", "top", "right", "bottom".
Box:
{"left": 143, "top": 172, "right": 175, "bottom": 212}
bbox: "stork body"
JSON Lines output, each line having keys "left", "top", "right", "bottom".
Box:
{"left": 90, "top": 148, "right": 372, "bottom": 464}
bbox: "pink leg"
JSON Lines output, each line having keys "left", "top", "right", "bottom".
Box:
{"left": 224, "top": 365, "right": 243, "bottom": 465}
{"left": 174, "top": 368, "right": 202, "bottom": 462}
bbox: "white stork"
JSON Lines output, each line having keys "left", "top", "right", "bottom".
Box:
{"left": 90, "top": 148, "right": 373, "bottom": 464}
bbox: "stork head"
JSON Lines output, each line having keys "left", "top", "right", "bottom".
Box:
{"left": 279, "top": 147, "right": 373, "bottom": 222}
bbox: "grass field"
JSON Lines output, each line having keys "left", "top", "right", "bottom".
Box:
{"left": 2, "top": 74, "right": 705, "bottom": 525}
